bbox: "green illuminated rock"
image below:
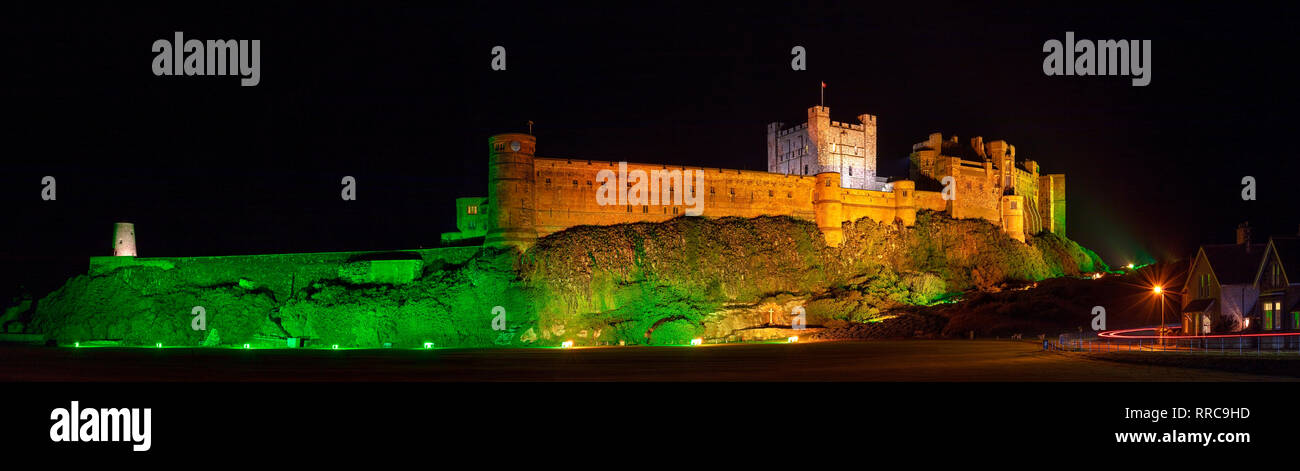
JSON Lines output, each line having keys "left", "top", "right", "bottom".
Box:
{"left": 27, "top": 211, "right": 1106, "bottom": 348}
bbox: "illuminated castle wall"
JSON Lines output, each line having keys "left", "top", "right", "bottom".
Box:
{"left": 909, "top": 132, "right": 1067, "bottom": 239}
{"left": 447, "top": 106, "right": 1065, "bottom": 249}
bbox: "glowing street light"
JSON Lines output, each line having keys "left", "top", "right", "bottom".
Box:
{"left": 690, "top": 338, "right": 703, "bottom": 346}
{"left": 787, "top": 336, "right": 799, "bottom": 343}
{"left": 1153, "top": 285, "right": 1166, "bottom": 345}
{"left": 560, "top": 340, "right": 574, "bottom": 348}
{"left": 1127, "top": 263, "right": 1136, "bottom": 270}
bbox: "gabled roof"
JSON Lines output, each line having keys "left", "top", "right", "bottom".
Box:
{"left": 1195, "top": 243, "right": 1267, "bottom": 286}
{"left": 1255, "top": 237, "right": 1300, "bottom": 286}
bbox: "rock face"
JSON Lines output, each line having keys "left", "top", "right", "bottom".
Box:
{"left": 27, "top": 211, "right": 1106, "bottom": 348}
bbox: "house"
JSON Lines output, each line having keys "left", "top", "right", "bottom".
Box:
{"left": 1181, "top": 224, "right": 1265, "bottom": 334}
{"left": 1253, "top": 236, "right": 1300, "bottom": 332}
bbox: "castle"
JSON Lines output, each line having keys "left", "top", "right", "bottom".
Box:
{"left": 441, "top": 105, "right": 1066, "bottom": 249}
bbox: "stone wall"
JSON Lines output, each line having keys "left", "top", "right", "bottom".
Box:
{"left": 88, "top": 247, "right": 481, "bottom": 301}
{"left": 531, "top": 158, "right": 819, "bottom": 238}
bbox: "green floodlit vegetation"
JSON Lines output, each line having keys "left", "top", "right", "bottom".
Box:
{"left": 27, "top": 211, "right": 1107, "bottom": 349}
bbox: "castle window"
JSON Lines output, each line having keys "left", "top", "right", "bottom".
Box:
{"left": 768, "top": 190, "right": 774, "bottom": 197}
{"left": 1010, "top": 201, "right": 1017, "bottom": 210}
{"left": 572, "top": 180, "right": 578, "bottom": 186}
{"left": 626, "top": 205, "right": 632, "bottom": 212}
{"left": 545, "top": 178, "right": 551, "bottom": 185}
{"left": 467, "top": 206, "right": 478, "bottom": 215}
{"left": 849, "top": 167, "right": 853, "bottom": 176}
{"left": 642, "top": 206, "right": 648, "bottom": 213}
{"left": 804, "top": 165, "right": 809, "bottom": 175}
{"left": 787, "top": 192, "right": 793, "bottom": 198}
{"left": 710, "top": 187, "right": 716, "bottom": 194}
{"left": 729, "top": 188, "right": 735, "bottom": 196}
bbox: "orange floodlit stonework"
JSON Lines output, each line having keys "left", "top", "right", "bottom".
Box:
{"left": 445, "top": 106, "right": 1065, "bottom": 249}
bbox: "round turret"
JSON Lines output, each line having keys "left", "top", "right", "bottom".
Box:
{"left": 485, "top": 133, "right": 538, "bottom": 250}
{"left": 813, "top": 172, "right": 844, "bottom": 247}
{"left": 892, "top": 180, "right": 917, "bottom": 226}
{"left": 1001, "top": 195, "right": 1026, "bottom": 242}
{"left": 113, "top": 222, "right": 137, "bottom": 256}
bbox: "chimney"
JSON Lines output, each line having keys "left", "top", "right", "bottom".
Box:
{"left": 1236, "top": 221, "right": 1252, "bottom": 247}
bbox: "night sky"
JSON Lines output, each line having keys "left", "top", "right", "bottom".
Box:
{"left": 4, "top": 3, "right": 1297, "bottom": 295}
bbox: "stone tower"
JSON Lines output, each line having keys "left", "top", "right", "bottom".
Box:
{"left": 485, "top": 133, "right": 538, "bottom": 250}
{"left": 767, "top": 106, "right": 878, "bottom": 189}
{"left": 1000, "top": 195, "right": 1026, "bottom": 242}
{"left": 112, "top": 222, "right": 137, "bottom": 256}
{"left": 813, "top": 172, "right": 844, "bottom": 247}
{"left": 892, "top": 180, "right": 917, "bottom": 226}
{"left": 857, "top": 112, "right": 878, "bottom": 187}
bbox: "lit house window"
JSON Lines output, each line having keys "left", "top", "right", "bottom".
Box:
{"left": 1265, "top": 302, "right": 1279, "bottom": 330}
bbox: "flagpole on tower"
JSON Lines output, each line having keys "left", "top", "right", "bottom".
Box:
{"left": 820, "top": 81, "right": 826, "bottom": 107}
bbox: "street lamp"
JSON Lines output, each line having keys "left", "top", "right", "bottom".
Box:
{"left": 1153, "top": 285, "right": 1165, "bottom": 346}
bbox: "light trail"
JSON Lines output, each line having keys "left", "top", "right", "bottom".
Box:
{"left": 1099, "top": 325, "right": 1300, "bottom": 340}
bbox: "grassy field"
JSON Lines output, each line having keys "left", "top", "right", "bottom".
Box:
{"left": 2, "top": 340, "right": 1296, "bottom": 381}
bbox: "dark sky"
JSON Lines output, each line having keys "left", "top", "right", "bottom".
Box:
{"left": 3, "top": 2, "right": 1297, "bottom": 294}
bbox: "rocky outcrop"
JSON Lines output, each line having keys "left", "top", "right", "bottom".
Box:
{"left": 27, "top": 211, "right": 1107, "bottom": 347}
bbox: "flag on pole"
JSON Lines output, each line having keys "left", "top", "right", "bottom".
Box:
{"left": 821, "top": 81, "right": 826, "bottom": 88}
{"left": 820, "top": 81, "right": 826, "bottom": 107}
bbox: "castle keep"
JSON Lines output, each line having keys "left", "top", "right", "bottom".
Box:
{"left": 443, "top": 106, "right": 1066, "bottom": 249}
